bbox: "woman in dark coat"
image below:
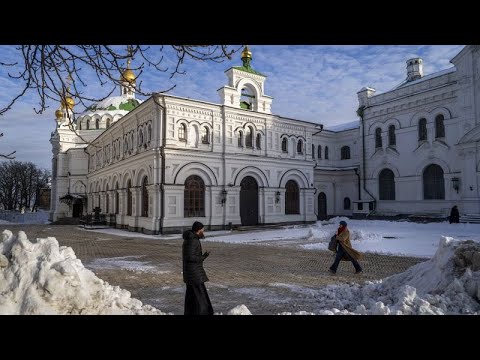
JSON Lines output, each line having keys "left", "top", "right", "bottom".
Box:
{"left": 449, "top": 205, "right": 460, "bottom": 224}
{"left": 182, "top": 221, "right": 213, "bottom": 315}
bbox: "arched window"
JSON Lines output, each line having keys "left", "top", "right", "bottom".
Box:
{"left": 341, "top": 146, "right": 351, "bottom": 160}
{"left": 312, "top": 144, "right": 315, "bottom": 159}
{"left": 115, "top": 182, "right": 119, "bottom": 215}
{"left": 138, "top": 129, "right": 143, "bottom": 148}
{"left": 423, "top": 164, "right": 444, "bottom": 199}
{"left": 86, "top": 120, "right": 90, "bottom": 130}
{"left": 142, "top": 176, "right": 148, "bottom": 217}
{"left": 282, "top": 137, "right": 288, "bottom": 152}
{"left": 388, "top": 125, "right": 396, "bottom": 146}
{"left": 127, "top": 180, "right": 132, "bottom": 216}
{"left": 343, "top": 197, "right": 351, "bottom": 210}
{"left": 147, "top": 123, "right": 152, "bottom": 143}
{"left": 379, "top": 169, "right": 395, "bottom": 200}
{"left": 325, "top": 146, "right": 329, "bottom": 159}
{"left": 238, "top": 131, "right": 243, "bottom": 147}
{"left": 297, "top": 139, "right": 303, "bottom": 154}
{"left": 202, "top": 126, "right": 210, "bottom": 144}
{"left": 435, "top": 114, "right": 445, "bottom": 138}
{"left": 245, "top": 126, "right": 253, "bottom": 148}
{"left": 418, "top": 118, "right": 427, "bottom": 141}
{"left": 79, "top": 122, "right": 82, "bottom": 130}
{"left": 178, "top": 123, "right": 186, "bottom": 141}
{"left": 285, "top": 180, "right": 300, "bottom": 214}
{"left": 184, "top": 175, "right": 205, "bottom": 217}
{"left": 256, "top": 133, "right": 261, "bottom": 149}
{"left": 106, "top": 119, "right": 111, "bottom": 128}
{"left": 375, "top": 128, "right": 382, "bottom": 148}
{"left": 317, "top": 145, "right": 322, "bottom": 159}
{"left": 96, "top": 119, "right": 100, "bottom": 129}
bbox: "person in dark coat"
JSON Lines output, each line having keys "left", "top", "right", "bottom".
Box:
{"left": 328, "top": 220, "right": 363, "bottom": 275}
{"left": 182, "top": 221, "right": 213, "bottom": 315}
{"left": 449, "top": 205, "right": 460, "bottom": 224}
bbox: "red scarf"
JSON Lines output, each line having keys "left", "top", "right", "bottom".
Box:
{"left": 337, "top": 226, "right": 346, "bottom": 235}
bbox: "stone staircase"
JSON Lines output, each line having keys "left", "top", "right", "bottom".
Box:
{"left": 460, "top": 214, "right": 480, "bottom": 224}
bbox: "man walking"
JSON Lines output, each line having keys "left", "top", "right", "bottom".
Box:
{"left": 329, "top": 220, "right": 363, "bottom": 275}
{"left": 182, "top": 221, "right": 214, "bottom": 315}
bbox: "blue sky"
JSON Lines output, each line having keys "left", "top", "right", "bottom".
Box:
{"left": 0, "top": 45, "right": 464, "bottom": 170}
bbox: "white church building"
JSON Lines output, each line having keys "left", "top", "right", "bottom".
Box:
{"left": 50, "top": 45, "right": 480, "bottom": 233}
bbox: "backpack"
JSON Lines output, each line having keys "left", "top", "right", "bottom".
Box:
{"left": 328, "top": 235, "right": 337, "bottom": 252}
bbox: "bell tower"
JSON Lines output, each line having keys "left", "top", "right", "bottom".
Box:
{"left": 217, "top": 46, "right": 273, "bottom": 114}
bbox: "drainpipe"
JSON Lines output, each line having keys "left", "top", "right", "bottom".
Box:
{"left": 354, "top": 168, "right": 361, "bottom": 201}
{"left": 220, "top": 106, "right": 227, "bottom": 230}
{"left": 159, "top": 96, "right": 166, "bottom": 233}
{"left": 357, "top": 106, "right": 377, "bottom": 211}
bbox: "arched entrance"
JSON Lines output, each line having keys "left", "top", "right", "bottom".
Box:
{"left": 318, "top": 192, "right": 327, "bottom": 220}
{"left": 240, "top": 176, "right": 259, "bottom": 226}
{"left": 72, "top": 199, "right": 83, "bottom": 218}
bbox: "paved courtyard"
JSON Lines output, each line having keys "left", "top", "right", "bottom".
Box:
{"left": 4, "top": 224, "right": 426, "bottom": 314}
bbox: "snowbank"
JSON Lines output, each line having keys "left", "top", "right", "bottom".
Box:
{"left": 0, "top": 230, "right": 168, "bottom": 315}
{"left": 288, "top": 236, "right": 480, "bottom": 315}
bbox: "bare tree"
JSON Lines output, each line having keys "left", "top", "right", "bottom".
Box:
{"left": 1, "top": 45, "right": 241, "bottom": 116}
{"left": 0, "top": 160, "right": 50, "bottom": 211}
{"left": 0, "top": 132, "right": 16, "bottom": 159}
{"left": 0, "top": 45, "right": 242, "bottom": 150}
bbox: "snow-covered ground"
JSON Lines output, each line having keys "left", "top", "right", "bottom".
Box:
{"left": 278, "top": 236, "right": 480, "bottom": 315}
{"left": 204, "top": 217, "right": 480, "bottom": 258}
{"left": 2, "top": 220, "right": 480, "bottom": 315}
{"left": 0, "top": 210, "right": 50, "bottom": 225}
{"left": 88, "top": 255, "right": 172, "bottom": 275}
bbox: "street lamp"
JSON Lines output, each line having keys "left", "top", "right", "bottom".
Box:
{"left": 451, "top": 177, "right": 460, "bottom": 193}
{"left": 275, "top": 191, "right": 281, "bottom": 204}
{"left": 221, "top": 189, "right": 228, "bottom": 205}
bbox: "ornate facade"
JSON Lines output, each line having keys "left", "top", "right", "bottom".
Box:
{"left": 50, "top": 45, "right": 480, "bottom": 233}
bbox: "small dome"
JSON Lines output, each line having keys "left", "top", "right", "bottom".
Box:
{"left": 122, "top": 69, "right": 136, "bottom": 83}
{"left": 241, "top": 46, "right": 252, "bottom": 60}
{"left": 61, "top": 96, "right": 75, "bottom": 110}
{"left": 55, "top": 108, "right": 63, "bottom": 119}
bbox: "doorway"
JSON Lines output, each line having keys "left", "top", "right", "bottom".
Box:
{"left": 318, "top": 192, "right": 327, "bottom": 220}
{"left": 240, "top": 176, "right": 259, "bottom": 226}
{"left": 72, "top": 199, "right": 84, "bottom": 218}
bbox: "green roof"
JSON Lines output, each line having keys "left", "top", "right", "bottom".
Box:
{"left": 119, "top": 99, "right": 140, "bottom": 111}
{"left": 87, "top": 98, "right": 140, "bottom": 112}
{"left": 233, "top": 66, "right": 266, "bottom": 77}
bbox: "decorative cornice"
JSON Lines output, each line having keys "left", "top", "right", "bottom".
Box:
{"left": 366, "top": 90, "right": 456, "bottom": 119}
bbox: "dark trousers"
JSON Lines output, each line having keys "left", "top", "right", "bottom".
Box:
{"left": 184, "top": 282, "right": 214, "bottom": 315}
{"left": 329, "top": 244, "right": 362, "bottom": 273}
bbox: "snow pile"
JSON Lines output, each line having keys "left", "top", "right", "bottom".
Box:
{"left": 0, "top": 230, "right": 168, "bottom": 315}
{"left": 226, "top": 304, "right": 252, "bottom": 315}
{"left": 301, "top": 236, "right": 480, "bottom": 315}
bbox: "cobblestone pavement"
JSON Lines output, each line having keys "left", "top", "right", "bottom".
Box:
{"left": 4, "top": 225, "right": 426, "bottom": 315}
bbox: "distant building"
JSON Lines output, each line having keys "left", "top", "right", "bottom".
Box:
{"left": 50, "top": 45, "right": 480, "bottom": 233}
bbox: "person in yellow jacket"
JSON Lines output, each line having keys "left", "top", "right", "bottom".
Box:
{"left": 328, "top": 220, "right": 363, "bottom": 274}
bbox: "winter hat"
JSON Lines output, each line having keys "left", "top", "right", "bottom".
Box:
{"left": 192, "top": 221, "right": 204, "bottom": 232}
{"left": 339, "top": 220, "right": 347, "bottom": 227}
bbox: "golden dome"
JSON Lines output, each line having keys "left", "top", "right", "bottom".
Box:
{"left": 55, "top": 108, "right": 63, "bottom": 119}
{"left": 241, "top": 46, "right": 252, "bottom": 59}
{"left": 61, "top": 96, "right": 75, "bottom": 110}
{"left": 121, "top": 68, "right": 136, "bottom": 83}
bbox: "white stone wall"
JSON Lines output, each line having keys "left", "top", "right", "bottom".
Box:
{"left": 51, "top": 45, "right": 480, "bottom": 232}
{"left": 359, "top": 45, "right": 480, "bottom": 216}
